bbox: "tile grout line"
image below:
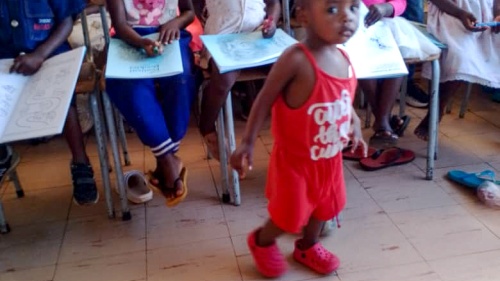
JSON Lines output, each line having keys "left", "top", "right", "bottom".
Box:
{"left": 50, "top": 186, "right": 74, "bottom": 281}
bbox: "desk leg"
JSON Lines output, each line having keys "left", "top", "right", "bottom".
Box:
{"left": 90, "top": 92, "right": 115, "bottom": 219}
{"left": 102, "top": 92, "right": 131, "bottom": 221}
{"left": 426, "top": 59, "right": 440, "bottom": 180}
{"left": 400, "top": 75, "right": 408, "bottom": 117}
{"left": 114, "top": 108, "right": 131, "bottom": 166}
{"left": 217, "top": 106, "right": 230, "bottom": 203}
{"left": 0, "top": 200, "right": 10, "bottom": 234}
{"left": 224, "top": 93, "right": 241, "bottom": 206}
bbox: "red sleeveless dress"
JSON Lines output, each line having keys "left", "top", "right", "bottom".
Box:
{"left": 266, "top": 44, "right": 357, "bottom": 233}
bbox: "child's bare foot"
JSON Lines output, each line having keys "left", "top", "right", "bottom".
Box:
{"left": 414, "top": 117, "right": 429, "bottom": 141}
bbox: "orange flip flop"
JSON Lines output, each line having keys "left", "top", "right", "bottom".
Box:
{"left": 147, "top": 167, "right": 188, "bottom": 207}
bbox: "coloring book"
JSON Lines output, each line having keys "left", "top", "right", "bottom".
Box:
{"left": 339, "top": 3, "right": 408, "bottom": 79}
{"left": 0, "top": 47, "right": 86, "bottom": 143}
{"left": 105, "top": 33, "right": 183, "bottom": 79}
{"left": 200, "top": 29, "right": 298, "bottom": 73}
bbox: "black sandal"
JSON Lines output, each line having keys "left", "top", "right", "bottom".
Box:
{"left": 369, "top": 130, "right": 398, "bottom": 147}
{"left": 70, "top": 163, "right": 99, "bottom": 205}
{"left": 390, "top": 115, "right": 411, "bottom": 137}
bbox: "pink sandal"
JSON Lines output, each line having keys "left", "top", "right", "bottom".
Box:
{"left": 247, "top": 229, "right": 288, "bottom": 278}
{"left": 293, "top": 239, "right": 340, "bottom": 274}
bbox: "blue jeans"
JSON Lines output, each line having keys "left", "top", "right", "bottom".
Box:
{"left": 106, "top": 28, "right": 197, "bottom": 157}
{"left": 402, "top": 0, "right": 424, "bottom": 80}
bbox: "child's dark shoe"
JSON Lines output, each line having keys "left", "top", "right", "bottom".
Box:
{"left": 71, "top": 163, "right": 99, "bottom": 205}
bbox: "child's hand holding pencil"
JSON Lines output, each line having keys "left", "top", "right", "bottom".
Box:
{"left": 140, "top": 38, "right": 163, "bottom": 57}
{"left": 262, "top": 16, "right": 277, "bottom": 38}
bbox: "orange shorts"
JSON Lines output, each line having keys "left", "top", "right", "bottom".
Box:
{"left": 265, "top": 146, "right": 347, "bottom": 234}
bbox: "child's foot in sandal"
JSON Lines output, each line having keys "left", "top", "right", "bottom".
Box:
{"left": 293, "top": 239, "right": 339, "bottom": 275}
{"left": 148, "top": 155, "right": 188, "bottom": 207}
{"left": 71, "top": 162, "right": 99, "bottom": 206}
{"left": 369, "top": 130, "right": 398, "bottom": 147}
{"left": 390, "top": 115, "right": 411, "bottom": 137}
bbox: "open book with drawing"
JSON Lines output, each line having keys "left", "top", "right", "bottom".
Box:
{"left": 200, "top": 29, "right": 298, "bottom": 73}
{"left": 105, "top": 33, "right": 184, "bottom": 79}
{"left": 339, "top": 3, "right": 408, "bottom": 79}
{"left": 0, "top": 47, "right": 86, "bottom": 143}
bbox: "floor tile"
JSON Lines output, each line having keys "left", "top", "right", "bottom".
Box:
{"left": 321, "top": 213, "right": 424, "bottom": 273}
{"left": 146, "top": 199, "right": 229, "bottom": 250}
{"left": 147, "top": 237, "right": 241, "bottom": 281}
{"left": 58, "top": 208, "right": 146, "bottom": 264}
{"left": 337, "top": 262, "right": 443, "bottom": 281}
{"left": 428, "top": 250, "right": 500, "bottom": 281}
{"left": 54, "top": 251, "right": 146, "bottom": 281}
{"left": 389, "top": 205, "right": 500, "bottom": 260}
{"left": 1, "top": 187, "right": 71, "bottom": 226}
{"left": 0, "top": 266, "right": 55, "bottom": 281}
{"left": 359, "top": 170, "right": 457, "bottom": 213}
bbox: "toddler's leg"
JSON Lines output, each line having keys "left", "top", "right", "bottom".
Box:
{"left": 247, "top": 219, "right": 288, "bottom": 278}
{"left": 293, "top": 216, "right": 340, "bottom": 275}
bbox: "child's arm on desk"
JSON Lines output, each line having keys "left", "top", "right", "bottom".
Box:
{"left": 107, "top": 0, "right": 160, "bottom": 56}
{"left": 10, "top": 16, "right": 74, "bottom": 75}
{"left": 230, "top": 47, "right": 301, "bottom": 176}
{"left": 262, "top": 0, "right": 281, "bottom": 38}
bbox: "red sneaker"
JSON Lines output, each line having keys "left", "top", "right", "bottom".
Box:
{"left": 247, "top": 229, "right": 288, "bottom": 278}
{"left": 293, "top": 239, "right": 340, "bottom": 274}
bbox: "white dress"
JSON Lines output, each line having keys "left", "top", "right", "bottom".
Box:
{"left": 422, "top": 0, "right": 500, "bottom": 88}
{"left": 204, "top": 0, "right": 266, "bottom": 35}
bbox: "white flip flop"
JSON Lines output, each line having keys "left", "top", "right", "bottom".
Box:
{"left": 122, "top": 170, "right": 153, "bottom": 204}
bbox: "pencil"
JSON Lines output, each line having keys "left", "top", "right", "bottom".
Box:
{"left": 475, "top": 22, "right": 500, "bottom": 27}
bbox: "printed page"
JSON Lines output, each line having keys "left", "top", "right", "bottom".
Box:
{"left": 0, "top": 47, "right": 86, "bottom": 143}
{"left": 105, "top": 33, "right": 184, "bottom": 79}
{"left": 338, "top": 3, "right": 408, "bottom": 79}
{"left": 201, "top": 29, "right": 298, "bottom": 73}
{"left": 0, "top": 60, "right": 29, "bottom": 140}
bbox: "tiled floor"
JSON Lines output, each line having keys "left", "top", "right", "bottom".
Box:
{"left": 2, "top": 85, "right": 500, "bottom": 281}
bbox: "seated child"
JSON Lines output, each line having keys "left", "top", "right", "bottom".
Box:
{"left": 198, "top": 0, "right": 281, "bottom": 160}
{"left": 416, "top": 0, "right": 500, "bottom": 140}
{"left": 358, "top": 0, "right": 407, "bottom": 146}
{"left": 106, "top": 0, "right": 198, "bottom": 206}
{"left": 0, "top": 0, "right": 99, "bottom": 205}
{"left": 230, "top": 0, "right": 367, "bottom": 277}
